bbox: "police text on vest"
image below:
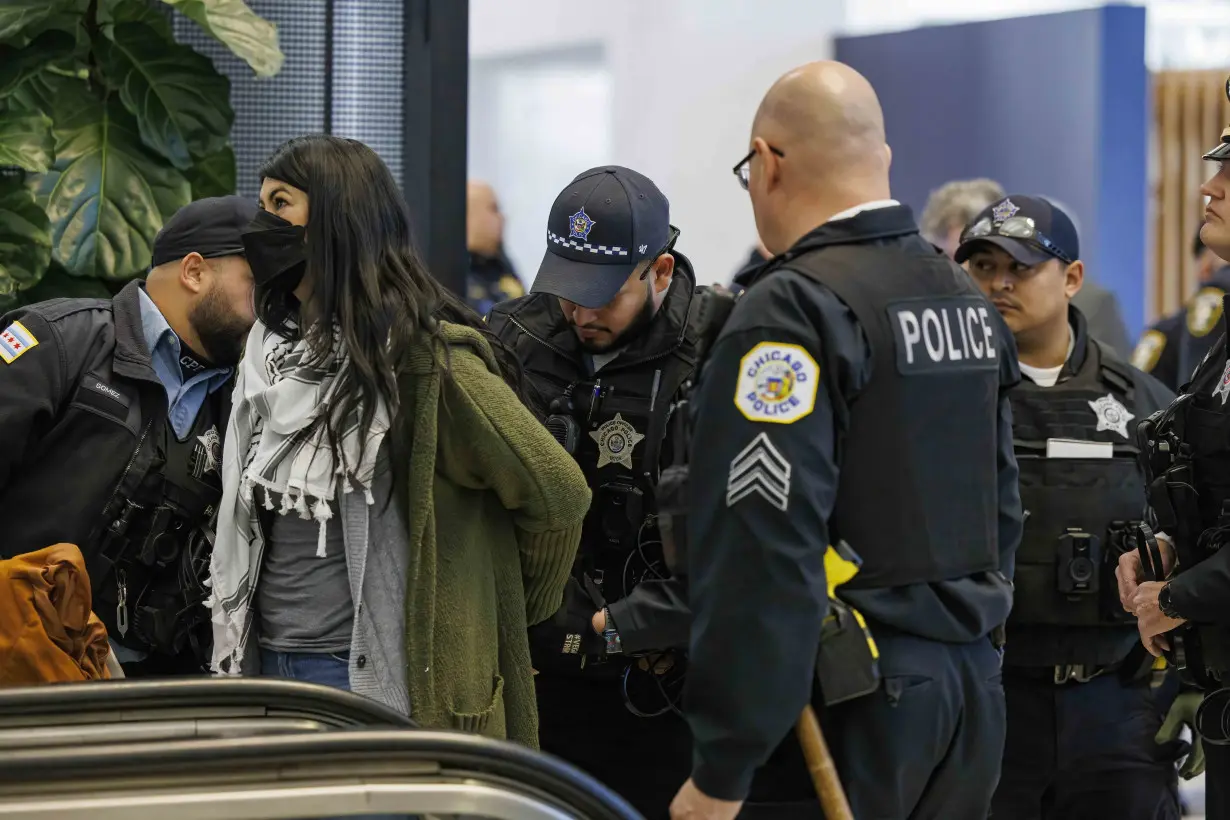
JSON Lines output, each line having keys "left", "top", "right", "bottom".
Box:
{"left": 889, "top": 297, "right": 999, "bottom": 374}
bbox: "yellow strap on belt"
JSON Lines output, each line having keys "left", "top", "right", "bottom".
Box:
{"left": 824, "top": 542, "right": 880, "bottom": 660}
{"left": 1153, "top": 656, "right": 1168, "bottom": 671}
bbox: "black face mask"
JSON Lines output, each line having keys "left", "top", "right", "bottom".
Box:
{"left": 242, "top": 208, "right": 306, "bottom": 290}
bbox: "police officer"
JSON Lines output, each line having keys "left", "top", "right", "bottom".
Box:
{"left": 487, "top": 166, "right": 699, "bottom": 818}
{"left": 1132, "top": 227, "right": 1230, "bottom": 391}
{"left": 956, "top": 195, "right": 1179, "bottom": 819}
{"left": 1119, "top": 76, "right": 1230, "bottom": 820}
{"left": 669, "top": 61, "right": 1024, "bottom": 820}
{"left": 0, "top": 196, "right": 257, "bottom": 675}
{"left": 466, "top": 180, "right": 524, "bottom": 316}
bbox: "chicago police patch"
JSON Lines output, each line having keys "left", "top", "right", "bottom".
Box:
{"left": 0, "top": 320, "right": 38, "bottom": 364}
{"left": 734, "top": 342, "right": 819, "bottom": 424}
{"left": 1130, "top": 330, "right": 1166, "bottom": 373}
{"left": 1187, "top": 287, "right": 1225, "bottom": 338}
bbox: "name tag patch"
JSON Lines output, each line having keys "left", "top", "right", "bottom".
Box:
{"left": 0, "top": 321, "right": 38, "bottom": 364}
{"left": 734, "top": 342, "right": 819, "bottom": 424}
{"left": 888, "top": 297, "right": 998, "bottom": 374}
{"left": 73, "top": 375, "right": 132, "bottom": 424}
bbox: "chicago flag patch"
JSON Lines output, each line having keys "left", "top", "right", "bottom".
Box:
{"left": 0, "top": 321, "right": 38, "bottom": 364}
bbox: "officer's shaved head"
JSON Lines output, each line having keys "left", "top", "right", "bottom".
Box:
{"left": 745, "top": 61, "right": 893, "bottom": 255}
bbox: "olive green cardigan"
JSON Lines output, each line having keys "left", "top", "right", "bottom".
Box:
{"left": 395, "top": 322, "right": 589, "bottom": 746}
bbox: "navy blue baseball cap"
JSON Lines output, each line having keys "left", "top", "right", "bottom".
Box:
{"left": 1204, "top": 76, "right": 1230, "bottom": 160}
{"left": 152, "top": 195, "right": 258, "bottom": 268}
{"left": 531, "top": 166, "right": 671, "bottom": 308}
{"left": 955, "top": 195, "right": 1080, "bottom": 267}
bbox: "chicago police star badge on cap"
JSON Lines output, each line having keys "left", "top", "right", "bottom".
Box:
{"left": 569, "top": 207, "right": 597, "bottom": 241}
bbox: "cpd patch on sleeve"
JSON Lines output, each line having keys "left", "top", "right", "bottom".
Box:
{"left": 887, "top": 296, "right": 999, "bottom": 375}
{"left": 734, "top": 342, "right": 819, "bottom": 424}
{"left": 1187, "top": 287, "right": 1225, "bottom": 338}
{"left": 0, "top": 320, "right": 38, "bottom": 364}
{"left": 1130, "top": 330, "right": 1166, "bottom": 373}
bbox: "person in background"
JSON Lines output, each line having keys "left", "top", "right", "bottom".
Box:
{"left": 467, "top": 180, "right": 525, "bottom": 316}
{"left": 0, "top": 196, "right": 257, "bottom": 677}
{"left": 919, "top": 177, "right": 1006, "bottom": 259}
{"left": 1131, "top": 226, "right": 1230, "bottom": 391}
{"left": 207, "top": 136, "right": 590, "bottom": 751}
{"left": 729, "top": 239, "right": 772, "bottom": 293}
{"left": 957, "top": 194, "right": 1179, "bottom": 820}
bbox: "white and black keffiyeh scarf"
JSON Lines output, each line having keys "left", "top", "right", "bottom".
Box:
{"left": 206, "top": 320, "right": 389, "bottom": 674}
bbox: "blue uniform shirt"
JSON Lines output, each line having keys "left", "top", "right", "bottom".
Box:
{"left": 1132, "top": 265, "right": 1230, "bottom": 392}
{"left": 137, "top": 287, "right": 232, "bottom": 439}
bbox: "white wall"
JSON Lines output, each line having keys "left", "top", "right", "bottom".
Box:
{"left": 469, "top": 0, "right": 845, "bottom": 286}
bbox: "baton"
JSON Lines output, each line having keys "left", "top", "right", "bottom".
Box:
{"left": 795, "top": 704, "right": 854, "bottom": 820}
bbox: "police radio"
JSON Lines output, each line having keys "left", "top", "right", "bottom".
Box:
{"left": 546, "top": 391, "right": 581, "bottom": 454}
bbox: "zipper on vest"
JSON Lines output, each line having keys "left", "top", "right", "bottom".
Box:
{"left": 96, "top": 418, "right": 155, "bottom": 536}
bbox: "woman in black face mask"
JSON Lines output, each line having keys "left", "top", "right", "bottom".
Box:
{"left": 207, "top": 135, "right": 589, "bottom": 749}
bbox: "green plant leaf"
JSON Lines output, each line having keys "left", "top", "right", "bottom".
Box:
{"left": 0, "top": 30, "right": 80, "bottom": 98}
{"left": 0, "top": 98, "right": 54, "bottom": 173}
{"left": 0, "top": 2, "right": 60, "bottom": 43}
{"left": 12, "top": 260, "right": 111, "bottom": 308}
{"left": 0, "top": 175, "right": 52, "bottom": 307}
{"left": 185, "top": 144, "right": 236, "bottom": 198}
{"left": 159, "top": 0, "right": 284, "bottom": 78}
{"left": 98, "top": 22, "right": 232, "bottom": 170}
{"left": 27, "top": 74, "right": 191, "bottom": 280}
{"left": 98, "top": 0, "right": 174, "bottom": 41}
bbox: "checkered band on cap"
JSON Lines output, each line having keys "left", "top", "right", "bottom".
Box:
{"left": 547, "top": 231, "right": 629, "bottom": 257}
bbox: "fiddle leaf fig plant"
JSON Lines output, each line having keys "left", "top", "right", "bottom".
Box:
{"left": 0, "top": 0, "right": 283, "bottom": 307}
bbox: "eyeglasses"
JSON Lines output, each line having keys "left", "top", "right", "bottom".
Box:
{"left": 732, "top": 145, "right": 785, "bottom": 190}
{"left": 639, "top": 225, "right": 682, "bottom": 280}
{"left": 961, "top": 216, "right": 1074, "bottom": 265}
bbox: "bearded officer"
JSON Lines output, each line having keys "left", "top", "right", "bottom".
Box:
{"left": 487, "top": 166, "right": 700, "bottom": 818}
{"left": 0, "top": 196, "right": 257, "bottom": 675}
{"left": 1132, "top": 227, "right": 1230, "bottom": 391}
{"left": 669, "top": 61, "right": 1024, "bottom": 820}
{"left": 957, "top": 194, "right": 1179, "bottom": 819}
{"left": 1119, "top": 75, "right": 1230, "bottom": 820}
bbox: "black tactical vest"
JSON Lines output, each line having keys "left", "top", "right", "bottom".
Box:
{"left": 90, "top": 395, "right": 225, "bottom": 660}
{"left": 566, "top": 345, "right": 696, "bottom": 600}
{"left": 787, "top": 243, "right": 1002, "bottom": 589}
{"left": 1142, "top": 323, "right": 1230, "bottom": 675}
{"left": 1008, "top": 343, "right": 1144, "bottom": 633}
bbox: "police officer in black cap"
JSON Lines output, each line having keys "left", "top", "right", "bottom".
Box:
{"left": 1132, "top": 227, "right": 1230, "bottom": 391}
{"left": 487, "top": 166, "right": 701, "bottom": 817}
{"left": 955, "top": 195, "right": 1180, "bottom": 819}
{"left": 670, "top": 60, "right": 1023, "bottom": 820}
{"left": 1119, "top": 75, "right": 1230, "bottom": 820}
{"left": 0, "top": 195, "right": 257, "bottom": 675}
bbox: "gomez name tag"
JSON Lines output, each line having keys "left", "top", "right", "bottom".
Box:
{"left": 888, "top": 296, "right": 999, "bottom": 374}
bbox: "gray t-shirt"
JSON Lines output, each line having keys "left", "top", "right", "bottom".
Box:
{"left": 258, "top": 501, "right": 354, "bottom": 653}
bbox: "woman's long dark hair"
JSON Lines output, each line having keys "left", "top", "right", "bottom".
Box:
{"left": 256, "top": 135, "right": 535, "bottom": 470}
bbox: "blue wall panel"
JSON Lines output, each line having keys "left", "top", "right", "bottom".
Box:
{"left": 835, "top": 5, "right": 1148, "bottom": 336}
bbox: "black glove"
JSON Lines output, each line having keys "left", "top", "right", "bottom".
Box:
{"left": 528, "top": 577, "right": 606, "bottom": 676}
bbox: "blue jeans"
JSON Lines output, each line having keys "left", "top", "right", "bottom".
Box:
{"left": 260, "top": 648, "right": 352, "bottom": 691}
{"left": 259, "top": 649, "right": 414, "bottom": 820}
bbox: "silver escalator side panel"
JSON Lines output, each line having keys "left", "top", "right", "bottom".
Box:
{"left": 0, "top": 780, "right": 578, "bottom": 820}
{"left": 0, "top": 718, "right": 327, "bottom": 748}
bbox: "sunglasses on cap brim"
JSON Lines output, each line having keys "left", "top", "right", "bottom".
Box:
{"left": 961, "top": 216, "right": 1074, "bottom": 265}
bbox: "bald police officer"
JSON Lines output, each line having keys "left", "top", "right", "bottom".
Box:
{"left": 670, "top": 61, "right": 1023, "bottom": 820}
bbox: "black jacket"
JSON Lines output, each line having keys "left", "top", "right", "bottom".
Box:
{"left": 487, "top": 255, "right": 700, "bottom": 654}
{"left": 0, "top": 281, "right": 215, "bottom": 561}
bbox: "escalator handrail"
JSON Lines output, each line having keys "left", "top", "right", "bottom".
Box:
{"left": 0, "top": 729, "right": 643, "bottom": 820}
{"left": 0, "top": 678, "right": 415, "bottom": 728}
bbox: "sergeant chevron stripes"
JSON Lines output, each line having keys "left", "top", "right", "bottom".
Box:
{"left": 726, "top": 432, "right": 792, "bottom": 511}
